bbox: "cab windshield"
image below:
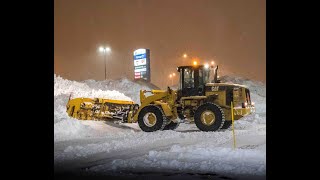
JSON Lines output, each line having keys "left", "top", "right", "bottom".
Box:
{"left": 179, "top": 66, "right": 212, "bottom": 89}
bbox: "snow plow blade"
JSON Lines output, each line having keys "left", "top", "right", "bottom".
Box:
{"left": 66, "top": 97, "right": 139, "bottom": 122}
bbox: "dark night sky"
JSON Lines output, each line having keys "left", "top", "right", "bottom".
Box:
{"left": 54, "top": 0, "right": 265, "bottom": 88}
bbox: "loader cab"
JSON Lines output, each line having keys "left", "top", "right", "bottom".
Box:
{"left": 177, "top": 65, "right": 216, "bottom": 98}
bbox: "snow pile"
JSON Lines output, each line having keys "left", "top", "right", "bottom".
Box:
{"left": 54, "top": 74, "right": 161, "bottom": 141}
{"left": 220, "top": 75, "right": 266, "bottom": 97}
{"left": 82, "top": 78, "right": 156, "bottom": 104}
{"left": 54, "top": 75, "right": 133, "bottom": 141}
{"left": 251, "top": 93, "right": 266, "bottom": 115}
{"left": 54, "top": 75, "right": 132, "bottom": 101}
{"left": 54, "top": 92, "right": 96, "bottom": 141}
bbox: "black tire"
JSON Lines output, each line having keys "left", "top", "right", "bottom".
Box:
{"left": 138, "top": 105, "right": 167, "bottom": 132}
{"left": 194, "top": 103, "right": 225, "bottom": 131}
{"left": 220, "top": 120, "right": 232, "bottom": 129}
{"left": 163, "top": 121, "right": 180, "bottom": 130}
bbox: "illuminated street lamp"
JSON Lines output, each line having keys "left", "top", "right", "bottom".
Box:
{"left": 98, "top": 46, "right": 111, "bottom": 80}
{"left": 182, "top": 53, "right": 188, "bottom": 66}
{"left": 193, "top": 61, "right": 197, "bottom": 66}
{"left": 211, "top": 61, "right": 215, "bottom": 65}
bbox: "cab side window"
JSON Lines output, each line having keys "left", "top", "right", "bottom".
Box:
{"left": 199, "top": 69, "right": 204, "bottom": 86}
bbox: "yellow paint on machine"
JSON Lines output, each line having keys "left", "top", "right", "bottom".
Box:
{"left": 66, "top": 97, "right": 137, "bottom": 121}
{"left": 231, "top": 101, "right": 236, "bottom": 149}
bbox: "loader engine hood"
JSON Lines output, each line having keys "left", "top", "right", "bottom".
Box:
{"left": 205, "top": 82, "right": 248, "bottom": 89}
{"left": 205, "top": 83, "right": 254, "bottom": 108}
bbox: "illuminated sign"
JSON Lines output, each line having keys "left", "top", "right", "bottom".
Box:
{"left": 133, "top": 48, "right": 150, "bottom": 82}
{"left": 134, "top": 59, "right": 146, "bottom": 66}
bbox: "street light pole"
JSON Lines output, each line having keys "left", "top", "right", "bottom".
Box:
{"left": 99, "top": 46, "right": 111, "bottom": 80}
{"left": 104, "top": 53, "right": 107, "bottom": 80}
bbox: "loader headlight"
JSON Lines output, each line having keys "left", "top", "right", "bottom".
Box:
{"left": 242, "top": 102, "right": 248, "bottom": 108}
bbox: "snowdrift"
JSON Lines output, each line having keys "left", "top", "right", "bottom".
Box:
{"left": 220, "top": 75, "right": 266, "bottom": 97}
{"left": 54, "top": 74, "right": 132, "bottom": 101}
{"left": 54, "top": 75, "right": 157, "bottom": 141}
{"left": 81, "top": 78, "right": 156, "bottom": 103}
{"left": 55, "top": 75, "right": 126, "bottom": 141}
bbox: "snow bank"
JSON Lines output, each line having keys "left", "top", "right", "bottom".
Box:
{"left": 251, "top": 94, "right": 266, "bottom": 116}
{"left": 82, "top": 78, "right": 155, "bottom": 104}
{"left": 220, "top": 75, "right": 266, "bottom": 97}
{"left": 54, "top": 75, "right": 133, "bottom": 141}
{"left": 54, "top": 75, "right": 132, "bottom": 101}
{"left": 54, "top": 74, "right": 163, "bottom": 141}
{"left": 54, "top": 93, "right": 95, "bottom": 141}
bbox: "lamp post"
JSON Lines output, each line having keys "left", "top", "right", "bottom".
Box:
{"left": 99, "top": 46, "right": 111, "bottom": 80}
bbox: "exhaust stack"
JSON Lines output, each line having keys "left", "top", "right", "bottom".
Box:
{"left": 213, "top": 65, "right": 219, "bottom": 83}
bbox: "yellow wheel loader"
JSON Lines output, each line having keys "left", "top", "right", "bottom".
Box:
{"left": 66, "top": 65, "right": 255, "bottom": 132}
{"left": 131, "top": 65, "right": 255, "bottom": 132}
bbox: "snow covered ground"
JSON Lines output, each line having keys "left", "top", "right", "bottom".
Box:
{"left": 54, "top": 74, "right": 266, "bottom": 179}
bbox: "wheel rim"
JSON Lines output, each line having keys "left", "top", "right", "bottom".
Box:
{"left": 200, "top": 110, "right": 215, "bottom": 126}
{"left": 143, "top": 112, "right": 157, "bottom": 127}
